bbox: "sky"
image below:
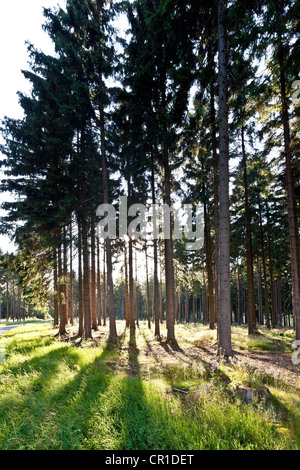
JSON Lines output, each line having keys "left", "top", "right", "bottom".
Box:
{"left": 0, "top": 1, "right": 65, "bottom": 253}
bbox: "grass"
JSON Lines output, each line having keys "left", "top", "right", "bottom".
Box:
{"left": 0, "top": 321, "right": 299, "bottom": 450}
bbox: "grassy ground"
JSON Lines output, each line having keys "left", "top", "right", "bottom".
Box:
{"left": 0, "top": 321, "right": 299, "bottom": 450}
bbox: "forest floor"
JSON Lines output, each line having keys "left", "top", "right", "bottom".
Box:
{"left": 69, "top": 321, "right": 299, "bottom": 394}
{"left": 0, "top": 321, "right": 299, "bottom": 450}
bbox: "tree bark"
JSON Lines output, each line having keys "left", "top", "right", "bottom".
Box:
{"left": 135, "top": 246, "right": 139, "bottom": 328}
{"left": 53, "top": 248, "right": 59, "bottom": 327}
{"left": 91, "top": 223, "right": 98, "bottom": 331}
{"left": 257, "top": 256, "right": 263, "bottom": 325}
{"left": 103, "top": 243, "right": 106, "bottom": 327}
{"left": 151, "top": 147, "right": 160, "bottom": 338}
{"left": 58, "top": 242, "right": 67, "bottom": 336}
{"left": 63, "top": 226, "right": 69, "bottom": 326}
{"left": 217, "top": 0, "right": 233, "bottom": 356}
{"left": 278, "top": 40, "right": 300, "bottom": 341}
{"left": 258, "top": 197, "right": 271, "bottom": 328}
{"left": 82, "top": 219, "right": 92, "bottom": 339}
{"left": 78, "top": 221, "right": 84, "bottom": 337}
{"left": 97, "top": 236, "right": 102, "bottom": 326}
{"left": 129, "top": 238, "right": 135, "bottom": 334}
{"left": 161, "top": 70, "right": 176, "bottom": 344}
{"left": 237, "top": 265, "right": 241, "bottom": 325}
{"left": 203, "top": 164, "right": 216, "bottom": 330}
{"left": 145, "top": 243, "right": 151, "bottom": 329}
{"left": 6, "top": 279, "right": 9, "bottom": 321}
{"left": 210, "top": 72, "right": 220, "bottom": 327}
{"left": 124, "top": 243, "right": 129, "bottom": 328}
{"left": 100, "top": 110, "right": 117, "bottom": 342}
{"left": 241, "top": 124, "right": 256, "bottom": 334}
{"left": 94, "top": 0, "right": 117, "bottom": 342}
{"left": 185, "top": 284, "right": 189, "bottom": 323}
{"left": 69, "top": 223, "right": 74, "bottom": 326}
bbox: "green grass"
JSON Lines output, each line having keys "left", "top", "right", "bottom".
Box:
{"left": 0, "top": 322, "right": 298, "bottom": 450}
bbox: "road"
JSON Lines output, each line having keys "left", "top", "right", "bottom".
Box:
{"left": 0, "top": 324, "right": 22, "bottom": 337}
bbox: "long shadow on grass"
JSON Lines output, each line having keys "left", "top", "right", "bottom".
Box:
{"left": 47, "top": 346, "right": 118, "bottom": 449}
{"left": 268, "top": 394, "right": 300, "bottom": 447}
{"left": 120, "top": 330, "right": 223, "bottom": 449}
{"left": 113, "top": 330, "right": 170, "bottom": 449}
{"left": 104, "top": 329, "right": 177, "bottom": 450}
{"left": 1, "top": 326, "right": 174, "bottom": 450}
{"left": 0, "top": 335, "right": 125, "bottom": 450}
{"left": 128, "top": 330, "right": 140, "bottom": 375}
{"left": 80, "top": 328, "right": 155, "bottom": 450}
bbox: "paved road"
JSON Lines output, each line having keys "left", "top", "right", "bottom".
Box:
{"left": 0, "top": 325, "right": 21, "bottom": 337}
{"left": 0, "top": 325, "right": 20, "bottom": 364}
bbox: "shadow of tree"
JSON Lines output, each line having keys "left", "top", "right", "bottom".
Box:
{"left": 0, "top": 336, "right": 120, "bottom": 449}
{"left": 0, "top": 324, "right": 297, "bottom": 451}
{"left": 104, "top": 329, "right": 176, "bottom": 450}
{"left": 268, "top": 394, "right": 300, "bottom": 447}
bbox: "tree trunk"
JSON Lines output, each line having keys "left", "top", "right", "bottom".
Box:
{"left": 174, "top": 266, "right": 178, "bottom": 323}
{"left": 177, "top": 283, "right": 182, "bottom": 323}
{"left": 164, "top": 180, "right": 176, "bottom": 342}
{"left": 53, "top": 248, "right": 59, "bottom": 327}
{"left": 266, "top": 206, "right": 276, "bottom": 328}
{"left": 6, "top": 279, "right": 9, "bottom": 321}
{"left": 102, "top": 243, "right": 107, "bottom": 327}
{"left": 161, "top": 72, "right": 176, "bottom": 344}
{"left": 99, "top": 99, "right": 117, "bottom": 342}
{"left": 185, "top": 285, "right": 189, "bottom": 323}
{"left": 203, "top": 272, "right": 208, "bottom": 325}
{"left": 241, "top": 124, "right": 256, "bottom": 334}
{"left": 97, "top": 236, "right": 102, "bottom": 326}
{"left": 94, "top": 0, "right": 117, "bottom": 342}
{"left": 63, "top": 226, "right": 69, "bottom": 326}
{"left": 217, "top": 0, "right": 232, "bottom": 356}
{"left": 278, "top": 276, "right": 282, "bottom": 326}
{"left": 82, "top": 219, "right": 92, "bottom": 339}
{"left": 237, "top": 266, "right": 241, "bottom": 325}
{"left": 278, "top": 41, "right": 300, "bottom": 341}
{"left": 210, "top": 72, "right": 220, "bottom": 327}
{"left": 203, "top": 164, "right": 216, "bottom": 330}
{"left": 135, "top": 246, "right": 139, "bottom": 327}
{"left": 151, "top": 147, "right": 160, "bottom": 338}
{"left": 159, "top": 249, "right": 164, "bottom": 324}
{"left": 160, "top": 279, "right": 163, "bottom": 324}
{"left": 78, "top": 221, "right": 84, "bottom": 337}
{"left": 257, "top": 256, "right": 263, "bottom": 325}
{"left": 80, "top": 139, "right": 92, "bottom": 339}
{"left": 193, "top": 292, "right": 196, "bottom": 324}
{"left": 129, "top": 238, "right": 135, "bottom": 334}
{"left": 69, "top": 223, "right": 74, "bottom": 326}
{"left": 91, "top": 223, "right": 98, "bottom": 331}
{"left": 145, "top": 243, "right": 151, "bottom": 329}
{"left": 258, "top": 197, "right": 271, "bottom": 328}
{"left": 58, "top": 242, "right": 67, "bottom": 336}
{"left": 124, "top": 243, "right": 129, "bottom": 328}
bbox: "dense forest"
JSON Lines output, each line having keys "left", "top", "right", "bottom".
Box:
{"left": 0, "top": 0, "right": 299, "bottom": 359}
